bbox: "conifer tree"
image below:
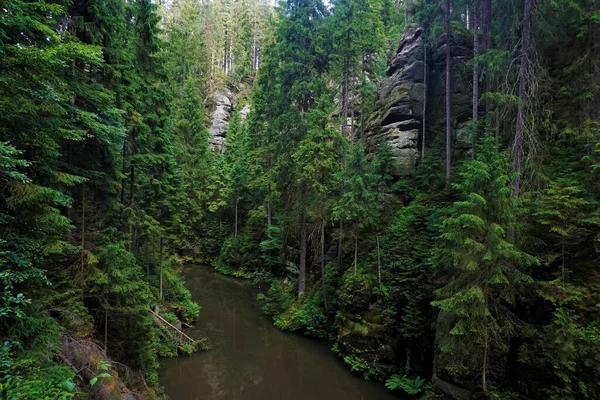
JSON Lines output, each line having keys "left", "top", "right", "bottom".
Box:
{"left": 333, "top": 143, "right": 383, "bottom": 273}
{"left": 432, "top": 136, "right": 537, "bottom": 393}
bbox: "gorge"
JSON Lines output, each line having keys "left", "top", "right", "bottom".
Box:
{"left": 1, "top": 0, "right": 600, "bottom": 399}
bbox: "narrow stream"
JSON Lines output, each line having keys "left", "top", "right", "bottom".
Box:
{"left": 159, "top": 265, "right": 399, "bottom": 400}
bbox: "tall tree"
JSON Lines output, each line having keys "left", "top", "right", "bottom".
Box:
{"left": 512, "top": 0, "right": 532, "bottom": 198}
{"left": 432, "top": 136, "right": 537, "bottom": 394}
{"left": 445, "top": 0, "right": 453, "bottom": 182}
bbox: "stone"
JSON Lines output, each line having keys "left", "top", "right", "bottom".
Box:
{"left": 366, "top": 24, "right": 474, "bottom": 176}
{"left": 366, "top": 25, "right": 425, "bottom": 177}
{"left": 240, "top": 104, "right": 251, "bottom": 119}
{"left": 208, "top": 89, "right": 233, "bottom": 152}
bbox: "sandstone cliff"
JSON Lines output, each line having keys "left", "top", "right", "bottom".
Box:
{"left": 366, "top": 24, "right": 473, "bottom": 177}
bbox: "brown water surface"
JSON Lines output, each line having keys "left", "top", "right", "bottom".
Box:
{"left": 159, "top": 265, "right": 399, "bottom": 400}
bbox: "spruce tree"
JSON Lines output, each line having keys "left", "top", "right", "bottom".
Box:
{"left": 432, "top": 135, "right": 537, "bottom": 393}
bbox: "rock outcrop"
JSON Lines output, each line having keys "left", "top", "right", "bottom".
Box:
{"left": 366, "top": 24, "right": 473, "bottom": 177}
{"left": 208, "top": 89, "right": 234, "bottom": 152}
{"left": 367, "top": 25, "right": 425, "bottom": 176}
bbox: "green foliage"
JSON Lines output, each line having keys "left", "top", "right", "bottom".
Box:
{"left": 333, "top": 143, "right": 383, "bottom": 230}
{"left": 89, "top": 361, "right": 112, "bottom": 387}
{"left": 432, "top": 136, "right": 538, "bottom": 383}
{"left": 385, "top": 372, "right": 433, "bottom": 399}
{"left": 343, "top": 354, "right": 371, "bottom": 376}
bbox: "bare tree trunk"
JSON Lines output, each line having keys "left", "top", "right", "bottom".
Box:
{"left": 404, "top": 0, "right": 408, "bottom": 24}
{"left": 472, "top": 0, "right": 479, "bottom": 157}
{"left": 484, "top": 0, "right": 492, "bottom": 116}
{"left": 376, "top": 235, "right": 381, "bottom": 286}
{"left": 354, "top": 232, "right": 358, "bottom": 274}
{"left": 229, "top": 37, "right": 233, "bottom": 75}
{"left": 120, "top": 140, "right": 127, "bottom": 226}
{"left": 338, "top": 147, "right": 346, "bottom": 269}
{"left": 321, "top": 218, "right": 328, "bottom": 312}
{"left": 252, "top": 37, "right": 256, "bottom": 72}
{"left": 482, "top": 294, "right": 489, "bottom": 393}
{"left": 234, "top": 197, "right": 238, "bottom": 238}
{"left": 561, "top": 242, "right": 565, "bottom": 285}
{"left": 342, "top": 54, "right": 349, "bottom": 138}
{"left": 104, "top": 308, "right": 108, "bottom": 356}
{"left": 337, "top": 217, "right": 344, "bottom": 268}
{"left": 159, "top": 237, "right": 164, "bottom": 301}
{"left": 267, "top": 155, "right": 273, "bottom": 226}
{"left": 593, "top": 10, "right": 600, "bottom": 121}
{"left": 128, "top": 131, "right": 135, "bottom": 251}
{"left": 445, "top": 0, "right": 453, "bottom": 182}
{"left": 81, "top": 186, "right": 86, "bottom": 274}
{"left": 360, "top": 55, "right": 366, "bottom": 143}
{"left": 422, "top": 39, "right": 427, "bottom": 158}
{"left": 299, "top": 205, "right": 307, "bottom": 297}
{"left": 512, "top": 0, "right": 532, "bottom": 199}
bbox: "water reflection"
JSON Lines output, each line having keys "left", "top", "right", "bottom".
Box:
{"left": 159, "top": 266, "right": 398, "bottom": 400}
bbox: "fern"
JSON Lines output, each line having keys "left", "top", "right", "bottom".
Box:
{"left": 386, "top": 373, "right": 433, "bottom": 399}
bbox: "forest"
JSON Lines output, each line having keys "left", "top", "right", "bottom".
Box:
{"left": 0, "top": 0, "right": 599, "bottom": 399}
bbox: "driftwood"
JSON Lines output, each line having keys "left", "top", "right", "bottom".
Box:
{"left": 148, "top": 309, "right": 196, "bottom": 344}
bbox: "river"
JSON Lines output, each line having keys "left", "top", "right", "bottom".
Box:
{"left": 159, "top": 265, "right": 399, "bottom": 400}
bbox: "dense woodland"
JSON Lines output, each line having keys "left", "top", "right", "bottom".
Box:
{"left": 1, "top": 0, "right": 600, "bottom": 399}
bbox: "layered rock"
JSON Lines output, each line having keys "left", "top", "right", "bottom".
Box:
{"left": 208, "top": 89, "right": 233, "bottom": 152}
{"left": 366, "top": 24, "right": 473, "bottom": 177}
{"left": 367, "top": 25, "right": 425, "bottom": 176}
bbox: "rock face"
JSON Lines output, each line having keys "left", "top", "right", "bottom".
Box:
{"left": 367, "top": 25, "right": 425, "bottom": 176}
{"left": 366, "top": 24, "right": 473, "bottom": 176}
{"left": 208, "top": 89, "right": 233, "bottom": 152}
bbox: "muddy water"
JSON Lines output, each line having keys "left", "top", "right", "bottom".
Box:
{"left": 159, "top": 266, "right": 399, "bottom": 400}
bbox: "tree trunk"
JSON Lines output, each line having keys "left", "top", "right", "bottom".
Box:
{"left": 128, "top": 130, "right": 136, "bottom": 251}
{"left": 81, "top": 186, "right": 86, "bottom": 274}
{"left": 337, "top": 217, "right": 344, "bottom": 268}
{"left": 342, "top": 49, "right": 349, "bottom": 138}
{"left": 445, "top": 0, "right": 453, "bottom": 182}
{"left": 593, "top": 9, "right": 599, "bottom": 121}
{"left": 354, "top": 232, "right": 358, "bottom": 274}
{"left": 360, "top": 55, "right": 367, "bottom": 143}
{"left": 482, "top": 274, "right": 489, "bottom": 394}
{"left": 104, "top": 308, "right": 108, "bottom": 356}
{"left": 229, "top": 37, "right": 233, "bottom": 75}
{"left": 267, "top": 155, "right": 273, "bottom": 226}
{"left": 252, "top": 37, "right": 257, "bottom": 72}
{"left": 234, "top": 197, "right": 238, "bottom": 238}
{"left": 472, "top": 0, "right": 479, "bottom": 157}
{"left": 484, "top": 0, "right": 492, "bottom": 116}
{"left": 338, "top": 147, "right": 346, "bottom": 269}
{"left": 299, "top": 205, "right": 307, "bottom": 297}
{"left": 159, "top": 236, "right": 164, "bottom": 301}
{"left": 321, "top": 218, "right": 328, "bottom": 312}
{"left": 512, "top": 0, "right": 532, "bottom": 199}
{"left": 404, "top": 0, "right": 409, "bottom": 24}
{"left": 561, "top": 242, "right": 565, "bottom": 285}
{"left": 422, "top": 39, "right": 427, "bottom": 158}
{"left": 120, "top": 139, "right": 127, "bottom": 227}
{"left": 376, "top": 235, "right": 381, "bottom": 287}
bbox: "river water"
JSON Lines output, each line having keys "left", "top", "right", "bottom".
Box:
{"left": 159, "top": 265, "right": 399, "bottom": 400}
